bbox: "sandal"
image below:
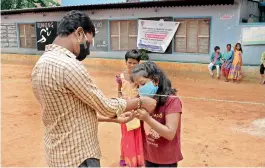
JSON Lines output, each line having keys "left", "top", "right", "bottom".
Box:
{"left": 120, "top": 160, "right": 127, "bottom": 167}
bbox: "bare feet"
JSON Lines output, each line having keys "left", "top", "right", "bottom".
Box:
{"left": 211, "top": 74, "right": 214, "bottom": 79}
{"left": 217, "top": 76, "right": 220, "bottom": 80}
{"left": 225, "top": 79, "right": 229, "bottom": 82}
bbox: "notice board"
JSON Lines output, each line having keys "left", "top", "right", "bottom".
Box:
{"left": 1, "top": 23, "right": 18, "bottom": 48}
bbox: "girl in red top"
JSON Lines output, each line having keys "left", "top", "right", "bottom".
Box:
{"left": 132, "top": 61, "right": 183, "bottom": 167}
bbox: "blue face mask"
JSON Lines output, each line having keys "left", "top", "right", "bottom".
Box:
{"left": 138, "top": 81, "right": 159, "bottom": 98}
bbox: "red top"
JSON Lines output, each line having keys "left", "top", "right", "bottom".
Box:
{"left": 141, "top": 96, "right": 183, "bottom": 164}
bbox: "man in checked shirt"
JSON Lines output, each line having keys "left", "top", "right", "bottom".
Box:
{"left": 31, "top": 10, "right": 156, "bottom": 167}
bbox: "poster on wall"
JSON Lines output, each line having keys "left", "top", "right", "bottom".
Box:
{"left": 1, "top": 23, "right": 18, "bottom": 48}
{"left": 242, "top": 27, "right": 265, "bottom": 45}
{"left": 90, "top": 20, "right": 108, "bottom": 51}
{"left": 36, "top": 21, "right": 58, "bottom": 51}
{"left": 137, "top": 19, "right": 179, "bottom": 53}
{"left": 138, "top": 17, "right": 173, "bottom": 54}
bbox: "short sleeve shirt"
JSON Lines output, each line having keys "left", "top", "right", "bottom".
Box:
{"left": 141, "top": 96, "right": 183, "bottom": 164}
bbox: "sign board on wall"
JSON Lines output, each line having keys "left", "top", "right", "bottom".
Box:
{"left": 138, "top": 17, "right": 174, "bottom": 54}
{"left": 137, "top": 19, "right": 179, "bottom": 53}
{"left": 242, "top": 27, "right": 265, "bottom": 45}
{"left": 1, "top": 23, "right": 18, "bottom": 48}
{"left": 91, "top": 20, "right": 108, "bottom": 51}
{"left": 36, "top": 21, "right": 58, "bottom": 51}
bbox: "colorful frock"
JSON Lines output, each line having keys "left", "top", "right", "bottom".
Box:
{"left": 119, "top": 73, "right": 144, "bottom": 167}
{"left": 228, "top": 50, "right": 242, "bottom": 80}
{"left": 222, "top": 50, "right": 234, "bottom": 78}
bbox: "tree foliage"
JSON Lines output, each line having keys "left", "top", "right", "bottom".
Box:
{"left": 139, "top": 49, "right": 150, "bottom": 60}
{"left": 1, "top": 0, "right": 60, "bottom": 10}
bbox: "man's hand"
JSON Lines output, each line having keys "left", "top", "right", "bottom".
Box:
{"left": 117, "top": 111, "right": 135, "bottom": 124}
{"left": 140, "top": 96, "right": 157, "bottom": 113}
{"left": 118, "top": 91, "right": 123, "bottom": 98}
{"left": 135, "top": 109, "right": 151, "bottom": 121}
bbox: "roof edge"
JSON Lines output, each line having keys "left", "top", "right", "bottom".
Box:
{"left": 1, "top": 0, "right": 235, "bottom": 15}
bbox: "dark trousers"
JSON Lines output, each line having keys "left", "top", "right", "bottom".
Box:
{"left": 145, "top": 160, "right": 178, "bottom": 167}
{"left": 260, "top": 64, "right": 265, "bottom": 75}
{"left": 78, "top": 158, "right": 100, "bottom": 167}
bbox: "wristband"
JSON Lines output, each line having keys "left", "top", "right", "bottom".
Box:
{"left": 137, "top": 97, "right": 142, "bottom": 109}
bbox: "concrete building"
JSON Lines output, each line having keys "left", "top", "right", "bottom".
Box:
{"left": 1, "top": 0, "right": 265, "bottom": 65}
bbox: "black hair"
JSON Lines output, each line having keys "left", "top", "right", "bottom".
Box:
{"left": 227, "top": 44, "right": 232, "bottom": 48}
{"left": 125, "top": 49, "right": 142, "bottom": 62}
{"left": 214, "top": 46, "right": 220, "bottom": 52}
{"left": 132, "top": 61, "right": 177, "bottom": 106}
{"left": 235, "top": 43, "right": 243, "bottom": 53}
{"left": 57, "top": 10, "right": 95, "bottom": 37}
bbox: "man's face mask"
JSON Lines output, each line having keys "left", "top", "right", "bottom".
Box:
{"left": 76, "top": 31, "right": 90, "bottom": 61}
{"left": 138, "top": 81, "right": 159, "bottom": 98}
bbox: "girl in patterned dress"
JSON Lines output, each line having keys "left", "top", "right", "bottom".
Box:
{"left": 116, "top": 50, "right": 144, "bottom": 167}
{"left": 228, "top": 43, "right": 243, "bottom": 82}
{"left": 221, "top": 44, "right": 234, "bottom": 82}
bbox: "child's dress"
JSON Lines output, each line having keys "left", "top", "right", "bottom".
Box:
{"left": 228, "top": 50, "right": 242, "bottom": 80}
{"left": 119, "top": 73, "right": 144, "bottom": 167}
{"left": 221, "top": 50, "right": 234, "bottom": 78}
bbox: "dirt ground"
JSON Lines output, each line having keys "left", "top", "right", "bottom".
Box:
{"left": 1, "top": 61, "right": 265, "bottom": 167}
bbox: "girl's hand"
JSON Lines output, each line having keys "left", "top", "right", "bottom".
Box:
{"left": 135, "top": 109, "right": 151, "bottom": 121}
{"left": 140, "top": 96, "right": 157, "bottom": 113}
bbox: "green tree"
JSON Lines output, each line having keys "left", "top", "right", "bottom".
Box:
{"left": 1, "top": 0, "right": 60, "bottom": 10}
{"left": 139, "top": 49, "right": 149, "bottom": 60}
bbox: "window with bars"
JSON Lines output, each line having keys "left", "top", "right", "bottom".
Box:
{"left": 174, "top": 19, "right": 210, "bottom": 54}
{"left": 18, "top": 24, "right": 36, "bottom": 48}
{"left": 110, "top": 20, "right": 137, "bottom": 51}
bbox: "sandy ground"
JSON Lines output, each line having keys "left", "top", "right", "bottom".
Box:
{"left": 1, "top": 61, "right": 265, "bottom": 167}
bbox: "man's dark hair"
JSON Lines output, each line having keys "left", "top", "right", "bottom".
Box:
{"left": 227, "top": 44, "right": 231, "bottom": 48}
{"left": 214, "top": 46, "right": 220, "bottom": 51}
{"left": 57, "top": 10, "right": 95, "bottom": 37}
{"left": 132, "top": 61, "right": 177, "bottom": 106}
{"left": 125, "top": 49, "right": 141, "bottom": 62}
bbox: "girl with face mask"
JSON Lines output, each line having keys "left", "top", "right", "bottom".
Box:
{"left": 131, "top": 61, "right": 183, "bottom": 167}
